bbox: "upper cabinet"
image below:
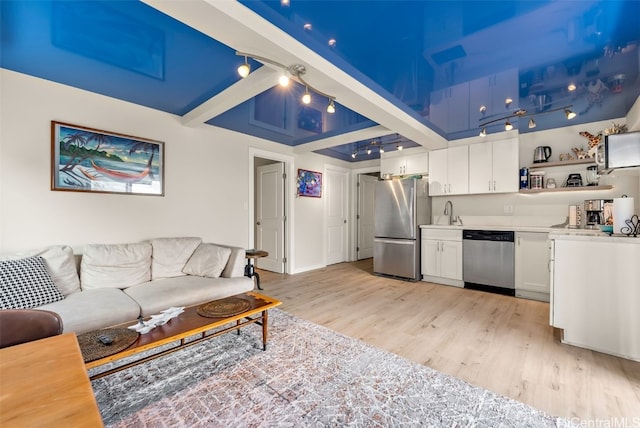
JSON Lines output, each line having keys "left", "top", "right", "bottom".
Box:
{"left": 428, "top": 146, "right": 469, "bottom": 196}
{"left": 429, "top": 82, "right": 470, "bottom": 134}
{"left": 468, "top": 138, "right": 519, "bottom": 194}
{"left": 380, "top": 150, "right": 429, "bottom": 177}
{"left": 469, "top": 69, "right": 519, "bottom": 127}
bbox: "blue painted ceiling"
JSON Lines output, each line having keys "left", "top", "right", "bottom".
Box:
{"left": 1, "top": 1, "right": 639, "bottom": 162}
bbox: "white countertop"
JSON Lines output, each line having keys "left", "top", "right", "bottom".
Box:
{"left": 419, "top": 224, "right": 640, "bottom": 243}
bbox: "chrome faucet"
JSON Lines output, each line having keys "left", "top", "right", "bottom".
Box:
{"left": 444, "top": 200, "right": 453, "bottom": 225}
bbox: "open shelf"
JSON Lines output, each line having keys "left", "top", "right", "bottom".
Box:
{"left": 529, "top": 158, "right": 595, "bottom": 169}
{"left": 519, "top": 185, "right": 613, "bottom": 194}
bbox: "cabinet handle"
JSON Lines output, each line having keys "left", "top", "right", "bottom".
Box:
{"left": 488, "top": 181, "right": 491, "bottom": 191}
{"left": 493, "top": 181, "right": 496, "bottom": 191}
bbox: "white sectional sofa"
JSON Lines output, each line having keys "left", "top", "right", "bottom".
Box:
{"left": 0, "top": 237, "right": 254, "bottom": 334}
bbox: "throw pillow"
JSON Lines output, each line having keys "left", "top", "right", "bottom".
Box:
{"left": 0, "top": 256, "right": 65, "bottom": 309}
{"left": 81, "top": 242, "right": 152, "bottom": 290}
{"left": 182, "top": 243, "right": 232, "bottom": 278}
{"left": 150, "top": 237, "right": 202, "bottom": 280}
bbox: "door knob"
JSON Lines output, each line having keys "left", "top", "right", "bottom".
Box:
{"left": 257, "top": 221, "right": 261, "bottom": 225}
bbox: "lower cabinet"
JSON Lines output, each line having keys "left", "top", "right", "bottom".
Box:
{"left": 421, "top": 228, "right": 463, "bottom": 287}
{"left": 514, "top": 232, "right": 550, "bottom": 302}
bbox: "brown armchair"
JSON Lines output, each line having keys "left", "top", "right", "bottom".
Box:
{"left": 0, "top": 309, "right": 63, "bottom": 348}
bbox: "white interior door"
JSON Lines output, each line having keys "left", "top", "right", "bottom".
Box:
{"left": 256, "top": 163, "right": 285, "bottom": 273}
{"left": 357, "top": 174, "right": 377, "bottom": 259}
{"left": 326, "top": 167, "right": 349, "bottom": 265}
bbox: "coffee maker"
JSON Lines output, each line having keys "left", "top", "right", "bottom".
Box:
{"left": 584, "top": 199, "right": 613, "bottom": 229}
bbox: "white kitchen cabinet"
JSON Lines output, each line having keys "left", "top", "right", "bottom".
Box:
{"left": 428, "top": 146, "right": 469, "bottom": 196}
{"left": 468, "top": 138, "right": 519, "bottom": 194}
{"left": 429, "top": 82, "right": 470, "bottom": 134}
{"left": 469, "top": 69, "right": 519, "bottom": 126}
{"left": 421, "top": 228, "right": 463, "bottom": 287}
{"left": 380, "top": 151, "right": 428, "bottom": 177}
{"left": 514, "top": 232, "right": 550, "bottom": 302}
{"left": 550, "top": 237, "right": 640, "bottom": 361}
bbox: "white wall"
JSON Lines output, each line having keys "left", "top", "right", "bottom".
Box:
{"left": 0, "top": 69, "right": 369, "bottom": 275}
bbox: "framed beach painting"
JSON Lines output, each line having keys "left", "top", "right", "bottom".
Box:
{"left": 51, "top": 121, "right": 164, "bottom": 196}
{"left": 297, "top": 169, "right": 322, "bottom": 198}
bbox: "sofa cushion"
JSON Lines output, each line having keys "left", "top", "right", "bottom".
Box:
{"left": 150, "top": 237, "right": 201, "bottom": 280}
{"left": 124, "top": 275, "right": 254, "bottom": 316}
{"left": 81, "top": 242, "right": 152, "bottom": 290}
{"left": 182, "top": 243, "right": 232, "bottom": 279}
{"left": 0, "top": 256, "right": 65, "bottom": 309}
{"left": 0, "top": 245, "right": 80, "bottom": 296}
{"left": 40, "top": 288, "right": 141, "bottom": 335}
{"left": 220, "top": 245, "right": 246, "bottom": 278}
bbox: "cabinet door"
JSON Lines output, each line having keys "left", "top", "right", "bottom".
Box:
{"left": 428, "top": 149, "right": 447, "bottom": 196}
{"left": 447, "top": 82, "right": 470, "bottom": 133}
{"left": 492, "top": 138, "right": 519, "bottom": 193}
{"left": 440, "top": 240, "right": 462, "bottom": 280}
{"left": 421, "top": 239, "right": 440, "bottom": 277}
{"left": 468, "top": 142, "right": 493, "bottom": 194}
{"left": 515, "top": 232, "right": 550, "bottom": 294}
{"left": 380, "top": 155, "right": 405, "bottom": 177}
{"left": 446, "top": 145, "right": 469, "bottom": 195}
{"left": 404, "top": 152, "right": 429, "bottom": 175}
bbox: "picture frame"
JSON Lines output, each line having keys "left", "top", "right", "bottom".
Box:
{"left": 51, "top": 121, "right": 164, "bottom": 196}
{"left": 297, "top": 169, "right": 322, "bottom": 198}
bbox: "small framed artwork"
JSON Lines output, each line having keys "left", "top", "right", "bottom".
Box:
{"left": 297, "top": 106, "right": 322, "bottom": 133}
{"left": 297, "top": 169, "right": 322, "bottom": 198}
{"left": 51, "top": 121, "right": 164, "bottom": 196}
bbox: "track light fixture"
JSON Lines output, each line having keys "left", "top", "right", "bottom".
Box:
{"left": 235, "top": 51, "right": 337, "bottom": 113}
{"left": 237, "top": 56, "right": 250, "bottom": 78}
{"left": 478, "top": 104, "right": 576, "bottom": 136}
{"left": 349, "top": 138, "right": 407, "bottom": 160}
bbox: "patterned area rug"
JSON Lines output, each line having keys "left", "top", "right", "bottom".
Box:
{"left": 92, "top": 309, "right": 575, "bottom": 427}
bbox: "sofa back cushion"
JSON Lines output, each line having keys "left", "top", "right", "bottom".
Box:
{"left": 0, "top": 256, "right": 65, "bottom": 309}
{"left": 0, "top": 245, "right": 80, "bottom": 296}
{"left": 150, "top": 237, "right": 202, "bottom": 280}
{"left": 81, "top": 242, "right": 152, "bottom": 290}
{"left": 182, "top": 243, "right": 232, "bottom": 279}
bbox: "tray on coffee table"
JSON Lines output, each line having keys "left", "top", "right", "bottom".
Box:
{"left": 81, "top": 292, "right": 281, "bottom": 380}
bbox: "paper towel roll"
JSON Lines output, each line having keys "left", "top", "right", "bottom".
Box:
{"left": 613, "top": 196, "right": 635, "bottom": 234}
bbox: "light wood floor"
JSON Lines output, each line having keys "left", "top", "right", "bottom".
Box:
{"left": 259, "top": 259, "right": 640, "bottom": 423}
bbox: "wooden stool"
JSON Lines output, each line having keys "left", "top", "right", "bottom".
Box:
{"left": 245, "top": 250, "right": 268, "bottom": 290}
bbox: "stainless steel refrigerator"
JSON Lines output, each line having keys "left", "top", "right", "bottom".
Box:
{"left": 374, "top": 177, "right": 431, "bottom": 281}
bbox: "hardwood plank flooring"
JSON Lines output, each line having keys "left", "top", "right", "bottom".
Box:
{"left": 258, "top": 259, "right": 640, "bottom": 423}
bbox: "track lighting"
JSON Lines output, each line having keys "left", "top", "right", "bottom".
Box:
{"left": 326, "top": 98, "right": 336, "bottom": 114}
{"left": 351, "top": 152, "right": 357, "bottom": 159}
{"left": 379, "top": 146, "right": 385, "bottom": 154}
{"left": 366, "top": 147, "right": 372, "bottom": 155}
{"left": 237, "top": 56, "right": 250, "bottom": 78}
{"left": 478, "top": 104, "right": 576, "bottom": 136}
{"left": 565, "top": 108, "right": 576, "bottom": 119}
{"left": 505, "top": 98, "right": 513, "bottom": 108}
{"left": 302, "top": 87, "right": 311, "bottom": 104}
{"left": 235, "top": 52, "right": 337, "bottom": 111}
{"left": 397, "top": 144, "right": 403, "bottom": 151}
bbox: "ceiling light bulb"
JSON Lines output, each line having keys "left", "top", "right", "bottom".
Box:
{"left": 237, "top": 57, "right": 250, "bottom": 78}
{"left": 303, "top": 23, "right": 312, "bottom": 32}
{"left": 505, "top": 120, "right": 513, "bottom": 131}
{"left": 528, "top": 118, "right": 536, "bottom": 129}
{"left": 326, "top": 99, "right": 335, "bottom": 114}
{"left": 281, "top": 0, "right": 290, "bottom": 6}
{"left": 505, "top": 98, "right": 513, "bottom": 107}
{"left": 397, "top": 144, "right": 403, "bottom": 151}
{"left": 565, "top": 108, "right": 576, "bottom": 119}
{"left": 351, "top": 152, "right": 357, "bottom": 159}
{"left": 479, "top": 127, "right": 487, "bottom": 137}
{"left": 367, "top": 147, "right": 372, "bottom": 155}
{"left": 302, "top": 88, "right": 311, "bottom": 105}
{"left": 279, "top": 74, "right": 290, "bottom": 87}
{"left": 328, "top": 38, "right": 336, "bottom": 48}
{"left": 567, "top": 83, "right": 577, "bottom": 91}
{"left": 379, "top": 146, "right": 385, "bottom": 154}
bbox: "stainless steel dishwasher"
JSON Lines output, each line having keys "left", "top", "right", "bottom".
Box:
{"left": 462, "top": 230, "right": 515, "bottom": 295}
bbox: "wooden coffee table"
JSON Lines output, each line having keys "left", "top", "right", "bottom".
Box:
{"left": 82, "top": 292, "right": 281, "bottom": 380}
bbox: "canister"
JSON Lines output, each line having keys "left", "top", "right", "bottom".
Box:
{"left": 530, "top": 173, "right": 544, "bottom": 189}
{"left": 519, "top": 167, "right": 529, "bottom": 189}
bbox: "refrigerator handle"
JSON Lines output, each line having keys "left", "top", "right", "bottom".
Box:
{"left": 374, "top": 238, "right": 415, "bottom": 245}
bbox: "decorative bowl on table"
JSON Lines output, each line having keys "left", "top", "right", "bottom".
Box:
{"left": 599, "top": 224, "right": 613, "bottom": 234}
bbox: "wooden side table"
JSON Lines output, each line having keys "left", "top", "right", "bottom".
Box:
{"left": 245, "top": 249, "right": 268, "bottom": 290}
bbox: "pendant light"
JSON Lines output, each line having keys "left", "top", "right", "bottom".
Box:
{"left": 302, "top": 86, "right": 311, "bottom": 104}
{"left": 326, "top": 98, "right": 336, "bottom": 113}
{"left": 237, "top": 56, "right": 250, "bottom": 78}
